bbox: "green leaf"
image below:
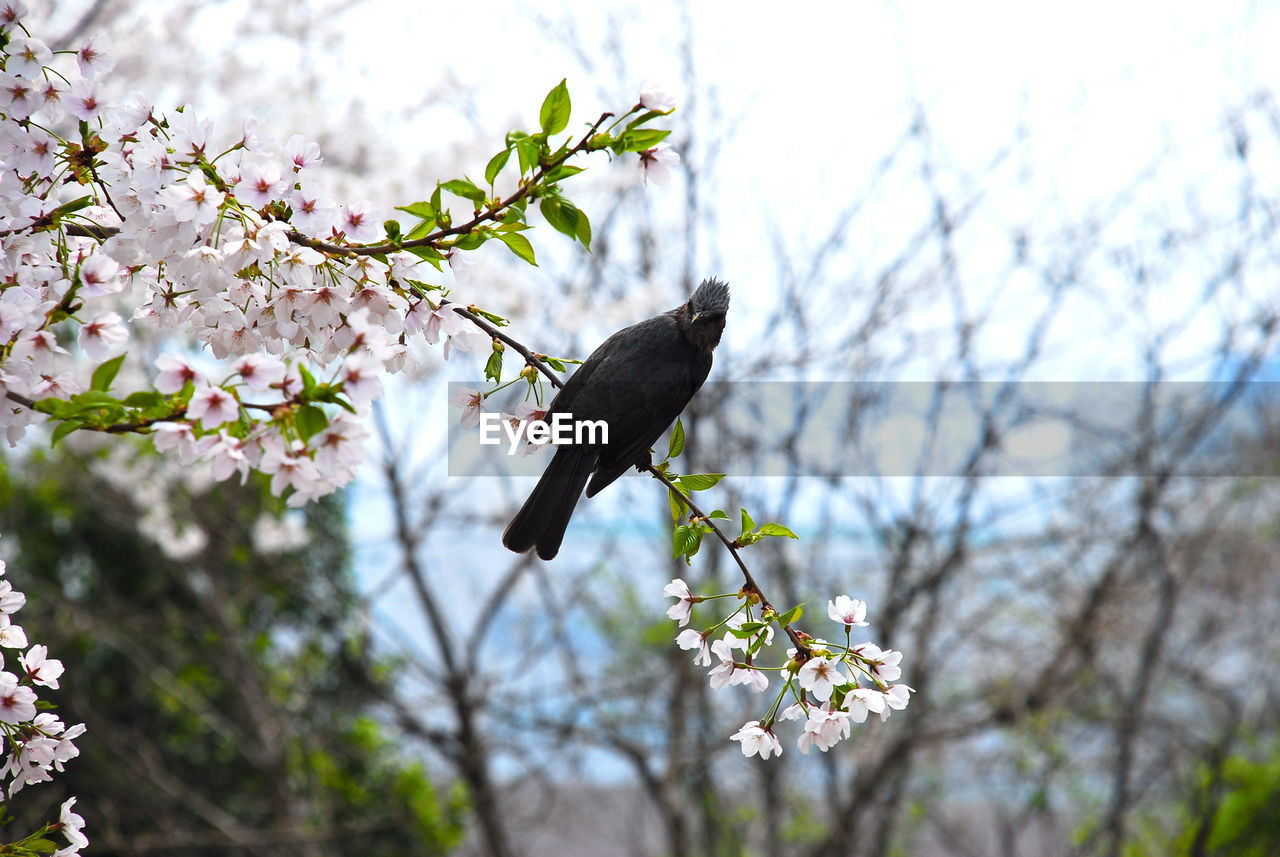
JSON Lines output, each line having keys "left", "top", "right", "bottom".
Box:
{"left": 469, "top": 307, "right": 509, "bottom": 326}
{"left": 441, "top": 178, "right": 485, "bottom": 205}
{"left": 729, "top": 620, "right": 766, "bottom": 637}
{"left": 758, "top": 523, "right": 799, "bottom": 540}
{"left": 121, "top": 390, "right": 164, "bottom": 408}
{"left": 539, "top": 78, "right": 571, "bottom": 136}
{"left": 542, "top": 164, "right": 584, "bottom": 183}
{"left": 297, "top": 363, "right": 318, "bottom": 396}
{"left": 25, "top": 838, "right": 59, "bottom": 854}
{"left": 485, "top": 345, "right": 504, "bottom": 383}
{"left": 618, "top": 127, "right": 671, "bottom": 153}
{"left": 543, "top": 356, "right": 566, "bottom": 372}
{"left": 625, "top": 108, "right": 670, "bottom": 130}
{"left": 739, "top": 507, "right": 756, "bottom": 535}
{"left": 508, "top": 132, "right": 541, "bottom": 175}
{"left": 708, "top": 509, "right": 730, "bottom": 520}
{"left": 32, "top": 397, "right": 75, "bottom": 418}
{"left": 668, "top": 487, "right": 687, "bottom": 523}
{"left": 404, "top": 217, "right": 437, "bottom": 241}
{"left": 485, "top": 148, "right": 512, "bottom": 186}
{"left": 680, "top": 472, "right": 725, "bottom": 492}
{"left": 539, "top": 196, "right": 591, "bottom": 250}
{"left": 68, "top": 390, "right": 121, "bottom": 413}
{"left": 775, "top": 604, "right": 804, "bottom": 626}
{"left": 295, "top": 404, "right": 329, "bottom": 443}
{"left": 50, "top": 419, "right": 83, "bottom": 447}
{"left": 452, "top": 230, "right": 488, "bottom": 251}
{"left": 673, "top": 524, "right": 700, "bottom": 559}
{"left": 540, "top": 196, "right": 575, "bottom": 237}
{"left": 382, "top": 219, "right": 402, "bottom": 242}
{"left": 404, "top": 244, "right": 445, "bottom": 267}
{"left": 668, "top": 419, "right": 686, "bottom": 460}
{"left": 91, "top": 352, "right": 127, "bottom": 392}
{"left": 497, "top": 231, "right": 537, "bottom": 266}
{"left": 395, "top": 200, "right": 437, "bottom": 220}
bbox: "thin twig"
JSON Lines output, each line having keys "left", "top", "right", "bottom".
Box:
{"left": 642, "top": 463, "right": 811, "bottom": 656}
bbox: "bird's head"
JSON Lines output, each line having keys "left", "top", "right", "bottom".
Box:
{"left": 683, "top": 277, "right": 730, "bottom": 351}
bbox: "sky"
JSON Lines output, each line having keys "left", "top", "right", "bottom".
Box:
{"left": 330, "top": 0, "right": 1280, "bottom": 382}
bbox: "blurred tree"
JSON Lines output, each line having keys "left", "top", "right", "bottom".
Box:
{"left": 0, "top": 445, "right": 466, "bottom": 856}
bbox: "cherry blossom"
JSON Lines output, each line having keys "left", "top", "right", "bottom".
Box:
{"left": 675, "top": 628, "right": 711, "bottom": 666}
{"left": 730, "top": 721, "right": 783, "bottom": 759}
{"left": 797, "top": 655, "right": 845, "bottom": 703}
{"left": 797, "top": 705, "right": 851, "bottom": 755}
{"left": 57, "top": 797, "right": 88, "bottom": 851}
{"left": 449, "top": 386, "right": 485, "bottom": 429}
{"left": 639, "top": 143, "right": 680, "bottom": 185}
{"left": 19, "top": 644, "right": 63, "bottom": 689}
{"left": 827, "top": 594, "right": 869, "bottom": 627}
{"left": 663, "top": 578, "right": 696, "bottom": 626}
{"left": 0, "top": 672, "right": 36, "bottom": 724}
{"left": 639, "top": 80, "right": 678, "bottom": 112}
{"left": 187, "top": 384, "right": 241, "bottom": 429}
{"left": 77, "top": 311, "right": 128, "bottom": 361}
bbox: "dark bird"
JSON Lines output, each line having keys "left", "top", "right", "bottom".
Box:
{"left": 502, "top": 277, "right": 730, "bottom": 560}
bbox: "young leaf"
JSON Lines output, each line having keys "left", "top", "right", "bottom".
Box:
{"left": 539, "top": 78, "right": 571, "bottom": 136}
{"left": 485, "top": 148, "right": 512, "bottom": 186}
{"left": 121, "top": 391, "right": 164, "bottom": 408}
{"left": 395, "top": 200, "right": 437, "bottom": 220}
{"left": 739, "top": 507, "right": 756, "bottom": 536}
{"left": 758, "top": 523, "right": 799, "bottom": 539}
{"left": 618, "top": 127, "right": 672, "bottom": 153}
{"left": 90, "top": 352, "right": 127, "bottom": 392}
{"left": 673, "top": 523, "right": 701, "bottom": 561}
{"left": 668, "top": 419, "right": 686, "bottom": 460}
{"left": 668, "top": 488, "right": 688, "bottom": 523}
{"left": 542, "top": 164, "right": 584, "bottom": 183}
{"left": 775, "top": 604, "right": 804, "bottom": 626}
{"left": 50, "top": 419, "right": 83, "bottom": 448}
{"left": 680, "top": 473, "right": 725, "bottom": 492}
{"left": 295, "top": 404, "right": 329, "bottom": 443}
{"left": 497, "top": 232, "right": 537, "bottom": 266}
{"left": 485, "top": 344, "right": 504, "bottom": 383}
{"left": 441, "top": 178, "right": 485, "bottom": 205}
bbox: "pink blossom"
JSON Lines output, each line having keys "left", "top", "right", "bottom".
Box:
{"left": 827, "top": 595, "right": 869, "bottom": 627}
{"left": 339, "top": 200, "right": 381, "bottom": 243}
{"left": 639, "top": 80, "right": 677, "bottom": 112}
{"left": 186, "top": 384, "right": 240, "bottom": 430}
{"left": 639, "top": 143, "right": 680, "bottom": 185}
{"left": 730, "top": 720, "right": 782, "bottom": 759}
{"left": 663, "top": 578, "right": 695, "bottom": 626}
{"left": 0, "top": 672, "right": 36, "bottom": 723}
{"left": 449, "top": 387, "right": 485, "bottom": 429}
{"left": 154, "top": 354, "right": 200, "bottom": 394}
{"left": 66, "top": 78, "right": 106, "bottom": 121}
{"left": 797, "top": 656, "right": 845, "bottom": 703}
{"left": 77, "top": 311, "right": 127, "bottom": 361}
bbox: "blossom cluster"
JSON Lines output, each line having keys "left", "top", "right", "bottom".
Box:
{"left": 666, "top": 582, "right": 913, "bottom": 758}
{"left": 0, "top": 532, "right": 87, "bottom": 854}
{"left": 0, "top": 5, "right": 675, "bottom": 509}
{"left": 0, "top": 3, "right": 436, "bottom": 506}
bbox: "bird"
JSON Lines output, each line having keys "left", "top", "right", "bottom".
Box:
{"left": 502, "top": 277, "right": 730, "bottom": 560}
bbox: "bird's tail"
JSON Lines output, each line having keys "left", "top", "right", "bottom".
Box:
{"left": 502, "top": 445, "right": 596, "bottom": 560}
